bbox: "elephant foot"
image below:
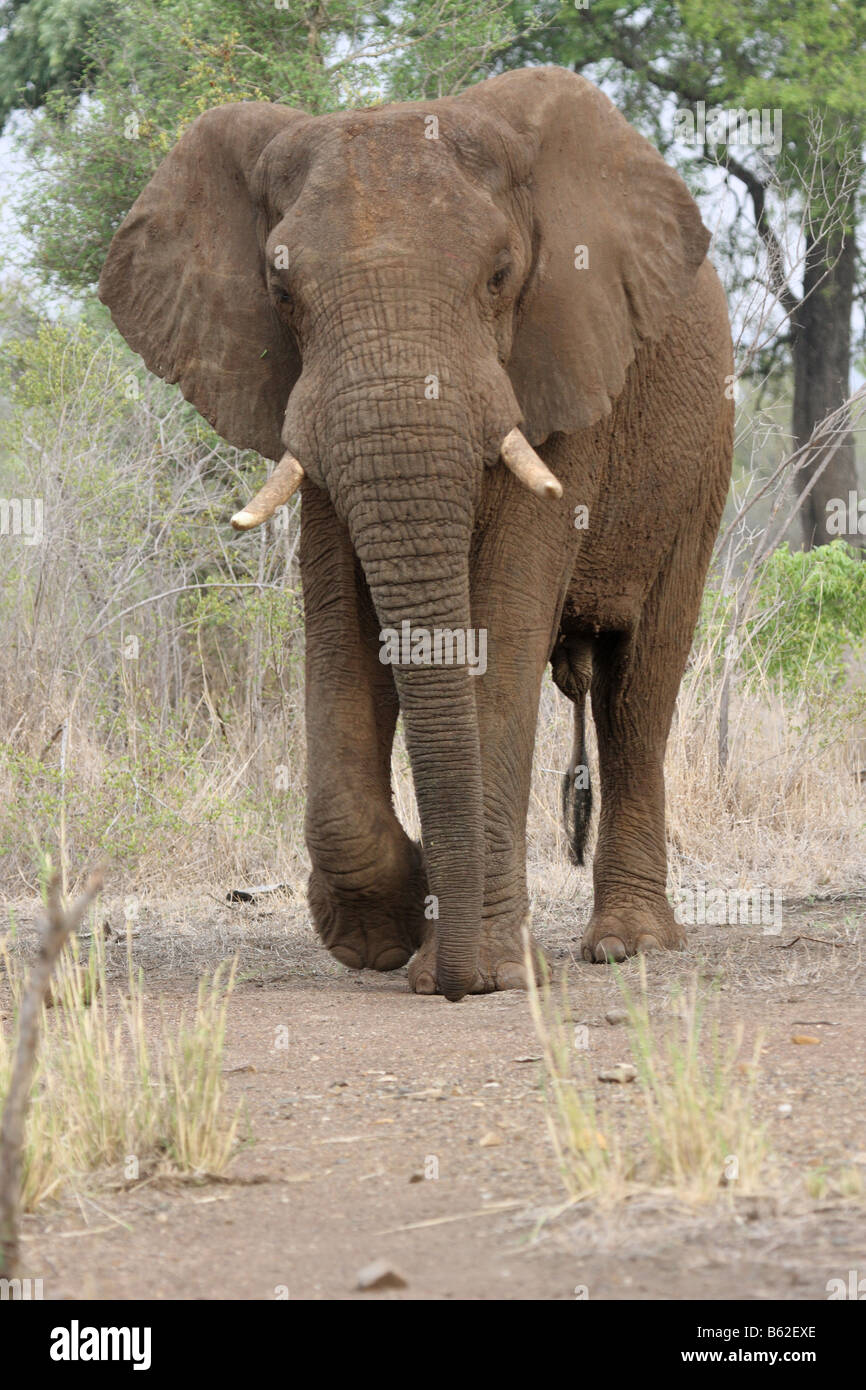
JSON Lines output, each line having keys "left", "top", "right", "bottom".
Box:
{"left": 408, "top": 918, "right": 546, "bottom": 995}
{"left": 581, "top": 901, "right": 685, "bottom": 963}
{"left": 309, "top": 858, "right": 427, "bottom": 973}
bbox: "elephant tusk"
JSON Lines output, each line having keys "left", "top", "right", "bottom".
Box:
{"left": 500, "top": 428, "right": 563, "bottom": 500}
{"left": 231, "top": 451, "right": 305, "bottom": 530}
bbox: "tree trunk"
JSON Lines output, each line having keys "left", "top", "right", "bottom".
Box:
{"left": 792, "top": 225, "right": 860, "bottom": 549}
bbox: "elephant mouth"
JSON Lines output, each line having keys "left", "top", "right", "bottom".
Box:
{"left": 229, "top": 427, "right": 561, "bottom": 532}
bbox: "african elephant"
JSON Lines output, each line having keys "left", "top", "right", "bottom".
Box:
{"left": 99, "top": 66, "right": 733, "bottom": 1002}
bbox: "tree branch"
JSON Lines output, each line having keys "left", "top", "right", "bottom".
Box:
{"left": 713, "top": 150, "right": 801, "bottom": 317}
{"left": 0, "top": 870, "right": 103, "bottom": 1278}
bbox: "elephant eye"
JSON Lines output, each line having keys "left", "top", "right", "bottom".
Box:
{"left": 487, "top": 265, "right": 510, "bottom": 295}
{"left": 270, "top": 277, "right": 293, "bottom": 309}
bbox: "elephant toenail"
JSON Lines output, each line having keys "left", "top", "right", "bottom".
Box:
{"left": 636, "top": 933, "right": 662, "bottom": 953}
{"left": 411, "top": 971, "right": 437, "bottom": 995}
{"left": 372, "top": 946, "right": 411, "bottom": 971}
{"left": 494, "top": 963, "right": 527, "bottom": 991}
{"left": 330, "top": 945, "right": 365, "bottom": 969}
{"left": 594, "top": 935, "right": 627, "bottom": 963}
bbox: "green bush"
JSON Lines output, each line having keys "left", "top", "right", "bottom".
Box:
{"left": 702, "top": 541, "right": 866, "bottom": 697}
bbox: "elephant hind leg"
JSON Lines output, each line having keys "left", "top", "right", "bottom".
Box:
{"left": 582, "top": 501, "right": 724, "bottom": 962}
{"left": 551, "top": 634, "right": 594, "bottom": 867}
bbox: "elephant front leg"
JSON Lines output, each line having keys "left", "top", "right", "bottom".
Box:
{"left": 301, "top": 487, "right": 428, "bottom": 971}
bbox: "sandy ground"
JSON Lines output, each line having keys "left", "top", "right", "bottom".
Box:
{"left": 7, "top": 888, "right": 866, "bottom": 1301}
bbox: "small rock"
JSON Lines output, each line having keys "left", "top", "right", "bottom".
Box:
{"left": 598, "top": 1063, "right": 637, "bottom": 1084}
{"left": 791, "top": 1034, "right": 821, "bottom": 1045}
{"left": 512, "top": 1055, "right": 542, "bottom": 1064}
{"left": 479, "top": 1131, "right": 503, "bottom": 1147}
{"left": 778, "top": 1103, "right": 793, "bottom": 1117}
{"left": 356, "top": 1259, "right": 408, "bottom": 1292}
{"left": 605, "top": 1008, "right": 629, "bottom": 1026}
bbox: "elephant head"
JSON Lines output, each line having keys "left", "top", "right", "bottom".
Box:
{"left": 99, "top": 67, "right": 709, "bottom": 1000}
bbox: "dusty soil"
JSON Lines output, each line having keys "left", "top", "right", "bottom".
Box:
{"left": 8, "top": 888, "right": 866, "bottom": 1301}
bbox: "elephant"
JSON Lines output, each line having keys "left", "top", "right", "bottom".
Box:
{"left": 98, "top": 65, "right": 733, "bottom": 1002}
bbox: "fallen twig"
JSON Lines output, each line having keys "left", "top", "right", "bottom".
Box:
{"left": 780, "top": 934, "right": 846, "bottom": 949}
{"left": 377, "top": 1199, "right": 523, "bottom": 1234}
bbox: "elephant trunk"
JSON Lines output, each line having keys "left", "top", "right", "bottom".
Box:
{"left": 336, "top": 428, "right": 484, "bottom": 1001}
{"left": 392, "top": 647, "right": 484, "bottom": 1002}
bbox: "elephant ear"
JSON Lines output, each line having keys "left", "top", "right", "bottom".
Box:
{"left": 98, "top": 102, "right": 309, "bottom": 461}
{"left": 459, "top": 68, "right": 710, "bottom": 444}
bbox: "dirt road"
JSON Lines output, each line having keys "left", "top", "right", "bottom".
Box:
{"left": 14, "top": 891, "right": 866, "bottom": 1300}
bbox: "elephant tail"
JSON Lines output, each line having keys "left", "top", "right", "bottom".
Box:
{"left": 562, "top": 694, "right": 592, "bottom": 867}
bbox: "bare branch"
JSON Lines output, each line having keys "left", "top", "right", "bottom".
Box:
{"left": 711, "top": 150, "right": 800, "bottom": 318}
{"left": 0, "top": 870, "right": 103, "bottom": 1278}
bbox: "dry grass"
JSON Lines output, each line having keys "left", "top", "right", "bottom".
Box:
{"left": 525, "top": 944, "right": 769, "bottom": 1205}
{"left": 0, "top": 326, "right": 307, "bottom": 895}
{"left": 0, "top": 905, "right": 242, "bottom": 1210}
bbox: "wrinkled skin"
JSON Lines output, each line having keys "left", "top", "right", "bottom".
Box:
{"left": 99, "top": 67, "right": 733, "bottom": 1002}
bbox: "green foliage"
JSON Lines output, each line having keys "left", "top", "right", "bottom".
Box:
{"left": 372, "top": 0, "right": 533, "bottom": 102}
{"left": 522, "top": 0, "right": 866, "bottom": 175}
{"left": 703, "top": 541, "right": 866, "bottom": 695}
{"left": 0, "top": 725, "right": 304, "bottom": 875}
{"left": 0, "top": 0, "right": 113, "bottom": 123}
{"left": 0, "top": 279, "right": 42, "bottom": 347}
